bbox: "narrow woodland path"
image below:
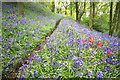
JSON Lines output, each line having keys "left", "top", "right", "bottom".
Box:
{"left": 2, "top": 18, "right": 64, "bottom": 79}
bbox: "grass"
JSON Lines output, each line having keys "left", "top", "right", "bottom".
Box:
{"left": 2, "top": 2, "right": 120, "bottom": 79}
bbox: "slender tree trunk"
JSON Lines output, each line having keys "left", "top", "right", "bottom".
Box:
{"left": 92, "top": 2, "right": 96, "bottom": 28}
{"left": 70, "top": 2, "right": 72, "bottom": 16}
{"left": 89, "top": 2, "right": 93, "bottom": 30}
{"left": 117, "top": 2, "right": 120, "bottom": 31}
{"left": 79, "top": 2, "right": 86, "bottom": 21}
{"left": 118, "top": 2, "right": 120, "bottom": 38}
{"left": 75, "top": 2, "right": 79, "bottom": 20}
{"left": 52, "top": 1, "right": 55, "bottom": 12}
{"left": 111, "top": 2, "right": 119, "bottom": 35}
{"left": 93, "top": 2, "right": 95, "bottom": 18}
{"left": 114, "top": 2, "right": 120, "bottom": 32}
{"left": 109, "top": 2, "right": 113, "bottom": 36}
{"left": 65, "top": 4, "right": 67, "bottom": 15}
{"left": 18, "top": 2, "right": 24, "bottom": 16}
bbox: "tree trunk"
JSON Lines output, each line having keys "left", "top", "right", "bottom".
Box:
{"left": 65, "top": 4, "right": 67, "bottom": 15}
{"left": 89, "top": 2, "right": 93, "bottom": 31}
{"left": 109, "top": 2, "right": 113, "bottom": 36}
{"left": 70, "top": 2, "right": 73, "bottom": 16}
{"left": 52, "top": 1, "right": 55, "bottom": 12}
{"left": 92, "top": 2, "right": 96, "bottom": 28}
{"left": 93, "top": 2, "right": 95, "bottom": 18}
{"left": 110, "top": 2, "right": 119, "bottom": 36}
{"left": 114, "top": 2, "right": 120, "bottom": 32}
{"left": 118, "top": 2, "right": 120, "bottom": 38}
{"left": 18, "top": 2, "right": 24, "bottom": 16}
{"left": 79, "top": 2, "right": 86, "bottom": 21}
{"left": 75, "top": 2, "right": 79, "bottom": 20}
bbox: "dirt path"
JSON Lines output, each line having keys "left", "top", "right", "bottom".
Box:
{"left": 2, "top": 18, "right": 64, "bottom": 79}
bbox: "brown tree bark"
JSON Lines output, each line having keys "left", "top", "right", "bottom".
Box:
{"left": 110, "top": 2, "right": 119, "bottom": 36}
{"left": 93, "top": 2, "right": 95, "bottom": 18}
{"left": 52, "top": 1, "right": 55, "bottom": 12}
{"left": 109, "top": 2, "right": 113, "bottom": 36}
{"left": 79, "top": 2, "right": 86, "bottom": 21}
{"left": 89, "top": 2, "right": 93, "bottom": 31}
{"left": 75, "top": 2, "right": 79, "bottom": 20}
{"left": 70, "top": 2, "right": 73, "bottom": 16}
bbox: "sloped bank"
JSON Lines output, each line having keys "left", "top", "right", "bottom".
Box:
{"left": 2, "top": 17, "right": 65, "bottom": 79}
{"left": 17, "top": 18, "right": 119, "bottom": 78}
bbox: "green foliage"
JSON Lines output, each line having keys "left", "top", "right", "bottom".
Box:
{"left": 81, "top": 14, "right": 89, "bottom": 26}
{"left": 81, "top": 14, "right": 109, "bottom": 33}
{"left": 93, "top": 14, "right": 109, "bottom": 32}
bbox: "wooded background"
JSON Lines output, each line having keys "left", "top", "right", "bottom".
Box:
{"left": 9, "top": 1, "right": 120, "bottom": 38}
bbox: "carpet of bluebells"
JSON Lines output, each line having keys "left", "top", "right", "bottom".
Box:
{"left": 1, "top": 3, "right": 60, "bottom": 75}
{"left": 18, "top": 18, "right": 120, "bottom": 78}
{"left": 2, "top": 3, "right": 120, "bottom": 79}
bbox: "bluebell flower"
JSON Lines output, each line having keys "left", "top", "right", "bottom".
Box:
{"left": 6, "top": 40, "right": 13, "bottom": 42}
{"left": 52, "top": 75, "right": 58, "bottom": 78}
{"left": 3, "top": 61, "right": 6, "bottom": 64}
{"left": 71, "top": 56, "right": 78, "bottom": 60}
{"left": 87, "top": 69, "right": 92, "bottom": 76}
{"left": 105, "top": 65, "right": 111, "bottom": 70}
{"left": 33, "top": 70, "right": 37, "bottom": 76}
{"left": 96, "top": 70, "right": 104, "bottom": 78}
{"left": 53, "top": 61, "right": 60, "bottom": 65}
{"left": 48, "top": 45, "right": 54, "bottom": 49}
{"left": 76, "top": 72, "right": 83, "bottom": 75}
{"left": 4, "top": 65, "right": 7, "bottom": 68}
{"left": 118, "top": 56, "right": 120, "bottom": 58}
{"left": 79, "top": 58, "right": 84, "bottom": 61}
{"left": 76, "top": 38, "right": 82, "bottom": 42}
{"left": 72, "top": 61, "right": 77, "bottom": 66}
{"left": 66, "top": 38, "right": 73, "bottom": 43}
{"left": 8, "top": 61, "right": 13, "bottom": 65}
{"left": 71, "top": 67, "right": 75, "bottom": 72}
{"left": 111, "top": 60, "right": 117, "bottom": 64}
{"left": 20, "top": 75, "right": 24, "bottom": 78}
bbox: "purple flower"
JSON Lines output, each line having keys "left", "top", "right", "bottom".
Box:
{"left": 48, "top": 45, "right": 54, "bottom": 49}
{"left": 73, "top": 60, "right": 83, "bottom": 65}
{"left": 20, "top": 75, "right": 24, "bottom": 78}
{"left": 111, "top": 60, "right": 117, "bottom": 64}
{"left": 76, "top": 72, "right": 83, "bottom": 75}
{"left": 105, "top": 65, "right": 111, "bottom": 70}
{"left": 56, "top": 48, "right": 59, "bottom": 51}
{"left": 71, "top": 67, "right": 75, "bottom": 72}
{"left": 3, "top": 61, "right": 6, "bottom": 64}
{"left": 79, "top": 58, "right": 84, "bottom": 61}
{"left": 8, "top": 26, "right": 13, "bottom": 29}
{"left": 33, "top": 70, "right": 37, "bottom": 76}
{"left": 96, "top": 70, "right": 104, "bottom": 78}
{"left": 53, "top": 61, "right": 60, "bottom": 65}
{"left": 6, "top": 40, "right": 13, "bottom": 42}
{"left": 66, "top": 38, "right": 73, "bottom": 43}
{"left": 8, "top": 61, "right": 13, "bottom": 65}
{"left": 114, "top": 47, "right": 118, "bottom": 49}
{"left": 87, "top": 69, "right": 92, "bottom": 76}
{"left": 72, "top": 61, "right": 77, "bottom": 66}
{"left": 36, "top": 57, "right": 41, "bottom": 61}
{"left": 4, "top": 65, "right": 7, "bottom": 68}
{"left": 71, "top": 56, "right": 78, "bottom": 60}
{"left": 76, "top": 38, "right": 81, "bottom": 42}
{"left": 52, "top": 75, "right": 58, "bottom": 78}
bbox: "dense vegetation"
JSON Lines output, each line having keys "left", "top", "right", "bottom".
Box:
{"left": 1, "top": 1, "right": 120, "bottom": 79}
